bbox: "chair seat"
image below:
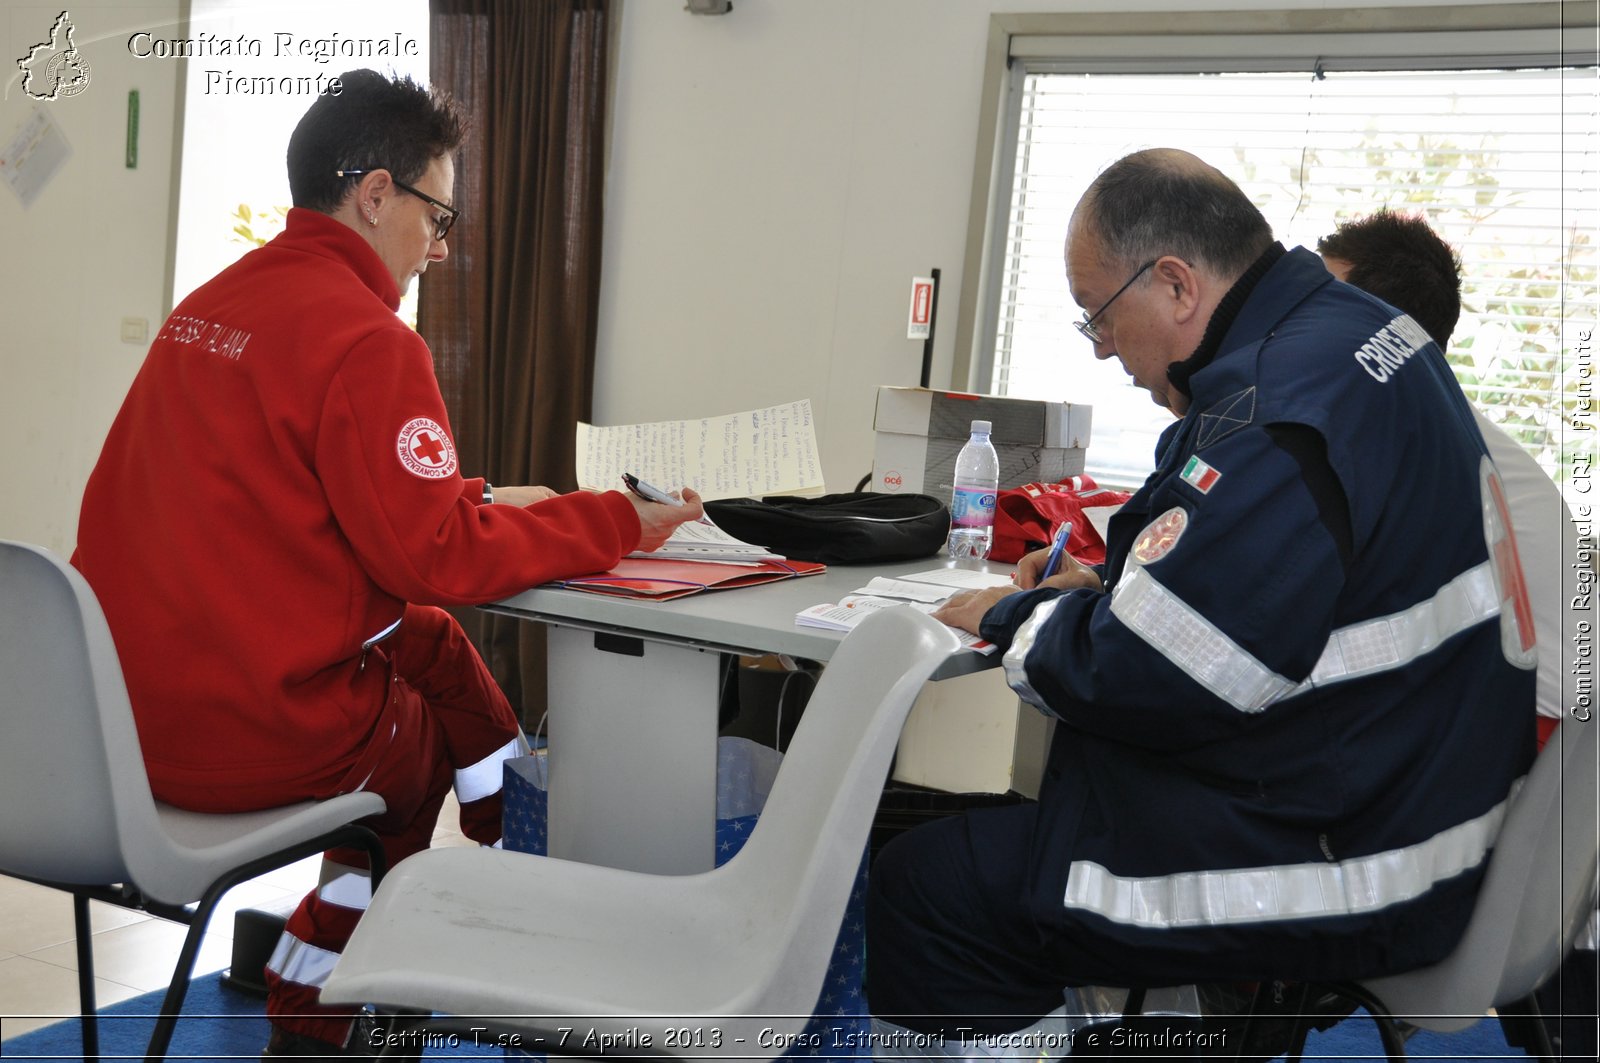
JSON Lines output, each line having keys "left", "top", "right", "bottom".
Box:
{"left": 1, "top": 538, "right": 396, "bottom": 1063}
{"left": 145, "top": 792, "right": 387, "bottom": 905}
{"left": 323, "top": 607, "right": 959, "bottom": 1062}
{"left": 323, "top": 845, "right": 783, "bottom": 1026}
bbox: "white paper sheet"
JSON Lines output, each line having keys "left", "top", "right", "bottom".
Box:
{"left": 577, "top": 399, "right": 824, "bottom": 502}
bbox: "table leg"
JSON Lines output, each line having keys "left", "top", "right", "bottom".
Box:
{"left": 544, "top": 627, "right": 721, "bottom": 873}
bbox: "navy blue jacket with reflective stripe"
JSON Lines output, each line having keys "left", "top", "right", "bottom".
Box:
{"left": 982, "top": 247, "right": 1536, "bottom": 984}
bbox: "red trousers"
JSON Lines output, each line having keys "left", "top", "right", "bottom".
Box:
{"left": 236, "top": 605, "right": 522, "bottom": 1044}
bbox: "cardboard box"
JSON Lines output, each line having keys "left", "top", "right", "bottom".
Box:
{"left": 871, "top": 387, "right": 1091, "bottom": 495}
{"left": 891, "top": 668, "right": 1054, "bottom": 797}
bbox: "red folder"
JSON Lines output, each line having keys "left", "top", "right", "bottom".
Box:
{"left": 551, "top": 557, "right": 826, "bottom": 601}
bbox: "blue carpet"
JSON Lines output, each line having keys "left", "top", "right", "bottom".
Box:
{"left": 1299, "top": 1013, "right": 1527, "bottom": 1060}
{"left": 0, "top": 973, "right": 1531, "bottom": 1061}
{"left": 0, "top": 974, "right": 498, "bottom": 1061}
{"left": 2, "top": 973, "right": 270, "bottom": 1061}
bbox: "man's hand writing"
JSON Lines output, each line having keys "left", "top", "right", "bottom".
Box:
{"left": 932, "top": 585, "right": 1018, "bottom": 635}
{"left": 1015, "top": 545, "right": 1104, "bottom": 592}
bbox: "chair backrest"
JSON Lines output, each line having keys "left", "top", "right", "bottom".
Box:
{"left": 0, "top": 540, "right": 166, "bottom": 888}
{"left": 1362, "top": 715, "right": 1599, "bottom": 1030}
{"left": 717, "top": 606, "right": 959, "bottom": 1016}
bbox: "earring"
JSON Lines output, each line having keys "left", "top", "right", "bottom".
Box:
{"left": 367, "top": 211, "right": 378, "bottom": 226}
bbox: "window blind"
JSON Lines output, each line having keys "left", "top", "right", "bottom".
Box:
{"left": 988, "top": 64, "right": 1598, "bottom": 493}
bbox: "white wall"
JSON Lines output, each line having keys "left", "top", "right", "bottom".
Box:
{"left": 0, "top": 0, "right": 1549, "bottom": 553}
{"left": 597, "top": 0, "right": 1043, "bottom": 492}
{"left": 1, "top": 3, "right": 182, "bottom": 554}
{"left": 593, "top": 0, "right": 1541, "bottom": 495}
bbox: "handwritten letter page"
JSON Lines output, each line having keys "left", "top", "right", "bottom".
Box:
{"left": 577, "top": 400, "right": 825, "bottom": 501}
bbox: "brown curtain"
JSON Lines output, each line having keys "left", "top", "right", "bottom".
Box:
{"left": 424, "top": 0, "right": 610, "bottom": 730}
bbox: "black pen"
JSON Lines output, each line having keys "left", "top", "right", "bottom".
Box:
{"left": 622, "top": 473, "right": 685, "bottom": 507}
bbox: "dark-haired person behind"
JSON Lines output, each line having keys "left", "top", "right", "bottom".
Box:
{"left": 71, "top": 70, "right": 702, "bottom": 1056}
{"left": 865, "top": 150, "right": 1536, "bottom": 1053}
{"left": 1318, "top": 209, "right": 1581, "bottom": 751}
{"left": 1319, "top": 209, "right": 1595, "bottom": 1062}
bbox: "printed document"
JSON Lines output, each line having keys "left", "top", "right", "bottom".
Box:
{"left": 796, "top": 597, "right": 997, "bottom": 655}
{"left": 795, "top": 566, "right": 1013, "bottom": 655}
{"left": 628, "top": 517, "right": 783, "bottom": 563}
{"left": 577, "top": 400, "right": 824, "bottom": 502}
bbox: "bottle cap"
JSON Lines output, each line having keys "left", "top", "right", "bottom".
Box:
{"left": 971, "top": 419, "right": 992, "bottom": 435}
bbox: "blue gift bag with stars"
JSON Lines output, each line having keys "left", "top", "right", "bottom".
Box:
{"left": 502, "top": 739, "right": 871, "bottom": 1059}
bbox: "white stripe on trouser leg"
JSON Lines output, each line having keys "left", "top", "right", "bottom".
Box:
{"left": 869, "top": 1009, "right": 1079, "bottom": 1061}
{"left": 266, "top": 933, "right": 342, "bottom": 989}
{"left": 454, "top": 735, "right": 527, "bottom": 804}
{"left": 317, "top": 872, "right": 372, "bottom": 912}
{"left": 264, "top": 874, "right": 371, "bottom": 991}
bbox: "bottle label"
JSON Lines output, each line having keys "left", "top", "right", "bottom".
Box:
{"left": 950, "top": 486, "right": 996, "bottom": 528}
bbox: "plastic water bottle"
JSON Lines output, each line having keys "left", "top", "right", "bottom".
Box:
{"left": 947, "top": 419, "right": 999, "bottom": 561}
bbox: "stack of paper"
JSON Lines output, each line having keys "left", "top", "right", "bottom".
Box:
{"left": 630, "top": 518, "right": 784, "bottom": 564}
{"left": 796, "top": 567, "right": 1013, "bottom": 655}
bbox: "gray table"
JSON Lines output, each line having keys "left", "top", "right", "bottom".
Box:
{"left": 485, "top": 556, "right": 1003, "bottom": 873}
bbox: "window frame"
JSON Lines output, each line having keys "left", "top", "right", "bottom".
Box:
{"left": 953, "top": 2, "right": 1597, "bottom": 485}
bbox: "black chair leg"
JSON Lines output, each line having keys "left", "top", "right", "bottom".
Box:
{"left": 1322, "top": 982, "right": 1408, "bottom": 1063}
{"left": 140, "top": 823, "right": 387, "bottom": 1063}
{"left": 142, "top": 883, "right": 225, "bottom": 1063}
{"left": 73, "top": 893, "right": 100, "bottom": 1063}
{"left": 1496, "top": 994, "right": 1557, "bottom": 1063}
{"left": 1277, "top": 983, "right": 1313, "bottom": 1063}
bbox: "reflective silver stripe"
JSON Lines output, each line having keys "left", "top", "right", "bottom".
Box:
{"left": 1295, "top": 561, "right": 1500, "bottom": 691}
{"left": 316, "top": 871, "right": 372, "bottom": 912}
{"left": 1110, "top": 566, "right": 1297, "bottom": 713}
{"left": 1062, "top": 795, "right": 1510, "bottom": 927}
{"left": 454, "top": 736, "right": 523, "bottom": 804}
{"left": 1111, "top": 561, "right": 1503, "bottom": 714}
{"left": 1002, "top": 596, "right": 1064, "bottom": 716}
{"left": 266, "top": 932, "right": 340, "bottom": 988}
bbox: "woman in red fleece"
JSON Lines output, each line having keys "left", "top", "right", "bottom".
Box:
{"left": 72, "top": 69, "right": 701, "bottom": 1056}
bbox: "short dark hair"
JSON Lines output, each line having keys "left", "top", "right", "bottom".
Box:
{"left": 1317, "top": 210, "right": 1462, "bottom": 347}
{"left": 287, "top": 69, "right": 467, "bottom": 213}
{"left": 1078, "top": 148, "right": 1274, "bottom": 281}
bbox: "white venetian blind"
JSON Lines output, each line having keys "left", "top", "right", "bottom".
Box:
{"left": 989, "top": 65, "right": 1599, "bottom": 495}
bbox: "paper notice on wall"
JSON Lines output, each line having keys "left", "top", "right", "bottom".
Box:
{"left": 0, "top": 105, "right": 72, "bottom": 208}
{"left": 907, "top": 276, "right": 934, "bottom": 340}
{"left": 577, "top": 399, "right": 825, "bottom": 501}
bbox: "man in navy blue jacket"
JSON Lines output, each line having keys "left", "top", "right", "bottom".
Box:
{"left": 866, "top": 149, "right": 1538, "bottom": 1047}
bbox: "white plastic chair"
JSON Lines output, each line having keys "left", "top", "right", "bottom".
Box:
{"left": 321, "top": 606, "right": 960, "bottom": 1058}
{"left": 1343, "top": 714, "right": 1599, "bottom": 1060}
{"left": 0, "top": 540, "right": 389, "bottom": 1063}
{"left": 1224, "top": 714, "right": 1600, "bottom": 1063}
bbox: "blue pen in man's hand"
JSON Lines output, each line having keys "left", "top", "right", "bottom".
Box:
{"left": 1039, "top": 520, "right": 1074, "bottom": 581}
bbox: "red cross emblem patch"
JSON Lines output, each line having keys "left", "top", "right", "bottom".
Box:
{"left": 396, "top": 417, "right": 458, "bottom": 480}
{"left": 1481, "top": 456, "right": 1538, "bottom": 668}
{"left": 1132, "top": 506, "right": 1189, "bottom": 566}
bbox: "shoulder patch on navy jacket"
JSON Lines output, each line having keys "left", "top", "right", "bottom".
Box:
{"left": 1196, "top": 387, "right": 1256, "bottom": 449}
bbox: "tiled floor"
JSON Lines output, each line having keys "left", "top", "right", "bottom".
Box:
{"left": 0, "top": 794, "right": 471, "bottom": 1042}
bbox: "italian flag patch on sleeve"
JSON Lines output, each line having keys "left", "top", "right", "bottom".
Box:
{"left": 1181, "top": 455, "right": 1220, "bottom": 493}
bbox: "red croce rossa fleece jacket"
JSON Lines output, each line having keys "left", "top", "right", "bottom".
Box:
{"left": 74, "top": 208, "right": 638, "bottom": 802}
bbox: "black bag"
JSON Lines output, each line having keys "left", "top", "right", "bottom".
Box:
{"left": 703, "top": 492, "right": 949, "bottom": 565}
